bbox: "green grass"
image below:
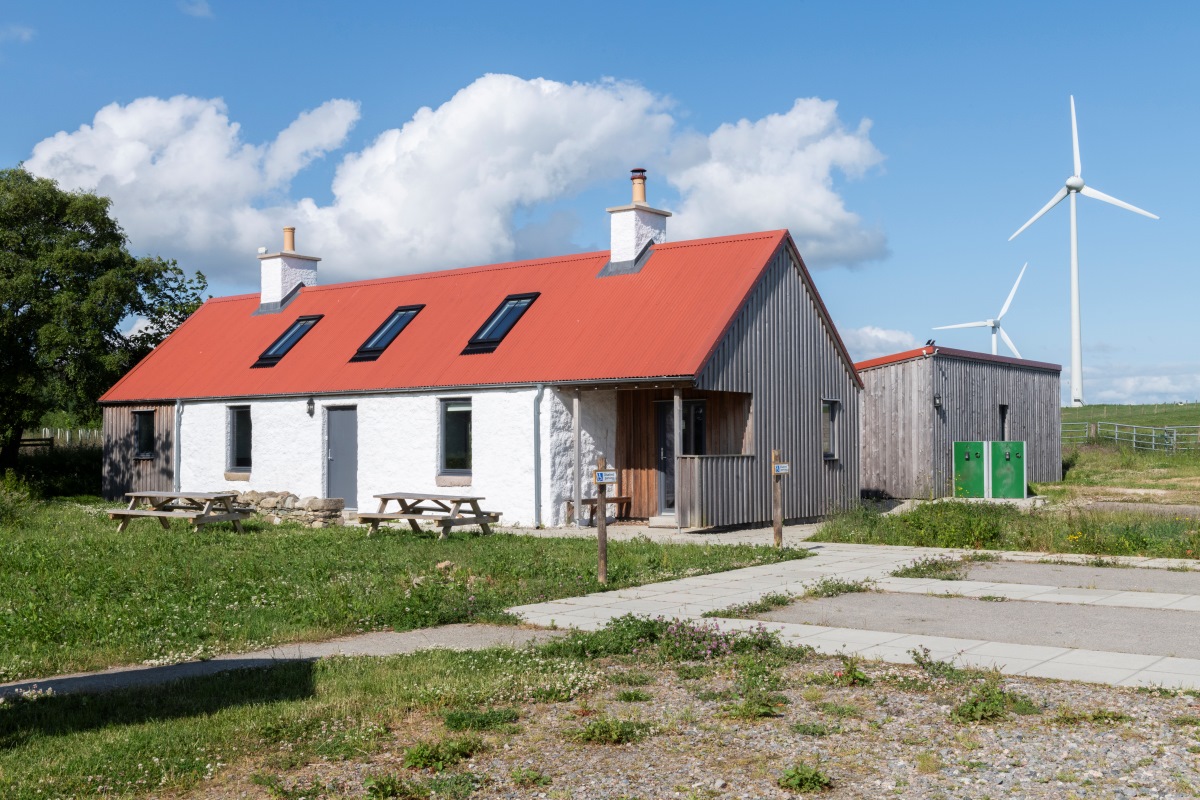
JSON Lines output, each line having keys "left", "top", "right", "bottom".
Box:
{"left": 1058, "top": 443, "right": 1200, "bottom": 492}
{"left": 0, "top": 498, "right": 808, "bottom": 681}
{"left": 441, "top": 707, "right": 519, "bottom": 731}
{"left": 568, "top": 716, "right": 654, "bottom": 744}
{"left": 701, "top": 591, "right": 794, "bottom": 618}
{"left": 803, "top": 577, "right": 874, "bottom": 598}
{"left": 1063, "top": 403, "right": 1200, "bottom": 428}
{"left": 889, "top": 556, "right": 967, "bottom": 581}
{"left": 812, "top": 500, "right": 1200, "bottom": 559}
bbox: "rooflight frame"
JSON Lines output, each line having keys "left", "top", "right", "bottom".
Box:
{"left": 252, "top": 314, "right": 323, "bottom": 368}
{"left": 462, "top": 292, "right": 540, "bottom": 355}
{"left": 350, "top": 304, "right": 425, "bottom": 363}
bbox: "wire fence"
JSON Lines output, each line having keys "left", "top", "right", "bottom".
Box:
{"left": 1062, "top": 421, "right": 1200, "bottom": 453}
{"left": 19, "top": 428, "right": 103, "bottom": 449}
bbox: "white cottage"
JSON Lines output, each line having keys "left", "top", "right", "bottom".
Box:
{"left": 101, "top": 171, "right": 862, "bottom": 528}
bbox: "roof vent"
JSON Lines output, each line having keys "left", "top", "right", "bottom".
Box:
{"left": 600, "top": 168, "right": 671, "bottom": 276}
{"left": 255, "top": 226, "right": 321, "bottom": 315}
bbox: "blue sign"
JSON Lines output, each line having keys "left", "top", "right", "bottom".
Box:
{"left": 594, "top": 470, "right": 618, "bottom": 485}
{"left": 773, "top": 463, "right": 791, "bottom": 475}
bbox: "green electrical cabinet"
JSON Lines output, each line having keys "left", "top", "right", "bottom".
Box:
{"left": 990, "top": 441, "right": 1027, "bottom": 499}
{"left": 953, "top": 441, "right": 986, "bottom": 498}
{"left": 953, "top": 440, "right": 1027, "bottom": 499}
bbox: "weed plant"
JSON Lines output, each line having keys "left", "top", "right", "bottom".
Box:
{"left": 569, "top": 717, "right": 654, "bottom": 744}
{"left": 609, "top": 670, "right": 654, "bottom": 686}
{"left": 804, "top": 577, "right": 875, "bottom": 598}
{"left": 510, "top": 767, "right": 551, "bottom": 788}
{"left": 791, "top": 721, "right": 838, "bottom": 737}
{"left": 777, "top": 762, "right": 833, "bottom": 792}
{"left": 402, "top": 736, "right": 485, "bottom": 771}
{"left": 442, "top": 708, "right": 518, "bottom": 731}
{"left": 909, "top": 647, "right": 973, "bottom": 683}
{"left": 701, "top": 591, "right": 794, "bottom": 618}
{"left": 890, "top": 556, "right": 967, "bottom": 581}
{"left": 615, "top": 689, "right": 651, "bottom": 702}
{"left": 950, "top": 677, "right": 1041, "bottom": 723}
{"left": 1052, "top": 707, "right": 1132, "bottom": 725}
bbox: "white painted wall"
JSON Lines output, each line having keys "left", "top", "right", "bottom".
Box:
{"left": 547, "top": 388, "right": 617, "bottom": 526}
{"left": 608, "top": 207, "right": 667, "bottom": 263}
{"left": 259, "top": 254, "right": 318, "bottom": 305}
{"left": 178, "top": 386, "right": 616, "bottom": 527}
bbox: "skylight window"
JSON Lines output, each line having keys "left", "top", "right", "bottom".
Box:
{"left": 252, "top": 315, "right": 322, "bottom": 368}
{"left": 462, "top": 293, "right": 539, "bottom": 355}
{"left": 351, "top": 305, "right": 424, "bottom": 362}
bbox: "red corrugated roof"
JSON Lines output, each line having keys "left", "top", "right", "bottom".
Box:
{"left": 854, "top": 346, "right": 1062, "bottom": 374}
{"left": 104, "top": 229, "right": 850, "bottom": 402}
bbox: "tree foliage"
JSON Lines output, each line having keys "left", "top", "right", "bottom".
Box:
{"left": 0, "top": 167, "right": 207, "bottom": 467}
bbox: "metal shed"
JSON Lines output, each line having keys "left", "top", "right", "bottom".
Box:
{"left": 856, "top": 347, "right": 1061, "bottom": 499}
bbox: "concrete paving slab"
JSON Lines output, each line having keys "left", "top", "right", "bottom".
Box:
{"left": 1048, "top": 649, "right": 1164, "bottom": 670}
{"left": 757, "top": 593, "right": 1200, "bottom": 660}
{"left": 1021, "top": 588, "right": 1122, "bottom": 604}
{"left": 964, "top": 642, "right": 1071, "bottom": 662}
{"left": 1118, "top": 671, "right": 1200, "bottom": 690}
{"left": 967, "top": 560, "right": 1200, "bottom": 593}
{"left": 1136, "top": 656, "right": 1200, "bottom": 676}
{"left": 954, "top": 653, "right": 1047, "bottom": 674}
{"left": 1021, "top": 661, "right": 1141, "bottom": 684}
{"left": 1092, "top": 591, "right": 1191, "bottom": 609}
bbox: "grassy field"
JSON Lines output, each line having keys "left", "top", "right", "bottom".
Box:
{"left": 0, "top": 498, "right": 807, "bottom": 682}
{"left": 1062, "top": 402, "right": 1200, "bottom": 428}
{"left": 811, "top": 500, "right": 1200, "bottom": 558}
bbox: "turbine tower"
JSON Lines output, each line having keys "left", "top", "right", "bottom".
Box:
{"left": 1009, "top": 96, "right": 1158, "bottom": 407}
{"left": 934, "top": 263, "right": 1028, "bottom": 358}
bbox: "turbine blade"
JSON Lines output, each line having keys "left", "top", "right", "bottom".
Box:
{"left": 1071, "top": 95, "right": 1082, "bottom": 177}
{"left": 933, "top": 321, "right": 991, "bottom": 330}
{"left": 999, "top": 327, "right": 1022, "bottom": 359}
{"left": 1079, "top": 185, "right": 1159, "bottom": 220}
{"left": 1009, "top": 187, "right": 1069, "bottom": 240}
{"left": 997, "top": 262, "right": 1028, "bottom": 320}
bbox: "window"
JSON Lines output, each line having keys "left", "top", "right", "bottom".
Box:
{"left": 229, "top": 406, "right": 252, "bottom": 471}
{"left": 133, "top": 411, "right": 155, "bottom": 459}
{"left": 351, "top": 305, "right": 424, "bottom": 362}
{"left": 821, "top": 400, "right": 839, "bottom": 461}
{"left": 253, "top": 315, "right": 322, "bottom": 368}
{"left": 462, "top": 293, "right": 539, "bottom": 354}
{"left": 440, "top": 399, "right": 471, "bottom": 473}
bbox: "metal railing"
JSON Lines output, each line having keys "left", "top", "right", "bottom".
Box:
{"left": 1061, "top": 421, "right": 1200, "bottom": 453}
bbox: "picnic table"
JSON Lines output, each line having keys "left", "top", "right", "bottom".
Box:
{"left": 108, "top": 491, "right": 252, "bottom": 533}
{"left": 355, "top": 492, "right": 499, "bottom": 539}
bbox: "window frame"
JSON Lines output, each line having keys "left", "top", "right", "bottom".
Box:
{"left": 252, "top": 314, "right": 323, "bottom": 368}
{"left": 820, "top": 399, "right": 840, "bottom": 462}
{"left": 350, "top": 304, "right": 425, "bottom": 362}
{"left": 133, "top": 410, "right": 155, "bottom": 459}
{"left": 461, "top": 292, "right": 539, "bottom": 355}
{"left": 228, "top": 405, "right": 253, "bottom": 472}
{"left": 439, "top": 398, "right": 472, "bottom": 475}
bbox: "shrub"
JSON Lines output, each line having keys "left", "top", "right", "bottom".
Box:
{"left": 723, "top": 690, "right": 789, "bottom": 720}
{"left": 539, "top": 614, "right": 669, "bottom": 659}
{"left": 615, "top": 689, "right": 651, "bottom": 702}
{"left": 805, "top": 577, "right": 874, "bottom": 598}
{"left": 791, "top": 721, "right": 837, "bottom": 737}
{"left": 510, "top": 766, "right": 551, "bottom": 788}
{"left": 950, "top": 677, "right": 1040, "bottom": 723}
{"left": 778, "top": 762, "right": 833, "bottom": 792}
{"left": 890, "top": 556, "right": 967, "bottom": 581}
{"left": 0, "top": 470, "right": 37, "bottom": 525}
{"left": 16, "top": 445, "right": 101, "bottom": 497}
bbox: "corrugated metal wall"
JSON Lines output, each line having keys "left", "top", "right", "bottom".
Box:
{"left": 859, "top": 354, "right": 1061, "bottom": 498}
{"left": 102, "top": 404, "right": 175, "bottom": 499}
{"left": 859, "top": 357, "right": 934, "bottom": 498}
{"left": 930, "top": 356, "right": 1061, "bottom": 495}
{"left": 689, "top": 243, "right": 861, "bottom": 526}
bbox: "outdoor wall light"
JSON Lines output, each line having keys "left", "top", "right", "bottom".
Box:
{"left": 307, "top": 397, "right": 315, "bottom": 417}
{"left": 933, "top": 393, "right": 942, "bottom": 408}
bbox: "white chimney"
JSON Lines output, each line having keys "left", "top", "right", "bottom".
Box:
{"left": 606, "top": 168, "right": 670, "bottom": 269}
{"left": 257, "top": 226, "right": 320, "bottom": 313}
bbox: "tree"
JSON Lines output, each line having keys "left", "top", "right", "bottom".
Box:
{"left": 0, "top": 167, "right": 207, "bottom": 469}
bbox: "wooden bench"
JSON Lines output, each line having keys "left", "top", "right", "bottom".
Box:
{"left": 566, "top": 496, "right": 633, "bottom": 526}
{"left": 109, "top": 491, "right": 252, "bottom": 533}
{"left": 358, "top": 493, "right": 499, "bottom": 539}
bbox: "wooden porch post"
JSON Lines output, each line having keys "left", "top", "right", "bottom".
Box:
{"left": 573, "top": 390, "right": 583, "bottom": 529}
{"left": 673, "top": 388, "right": 683, "bottom": 531}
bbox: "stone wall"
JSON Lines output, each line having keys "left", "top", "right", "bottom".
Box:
{"left": 236, "top": 490, "right": 344, "bottom": 528}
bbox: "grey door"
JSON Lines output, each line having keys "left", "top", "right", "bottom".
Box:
{"left": 327, "top": 407, "right": 358, "bottom": 509}
{"left": 655, "top": 400, "right": 706, "bottom": 515}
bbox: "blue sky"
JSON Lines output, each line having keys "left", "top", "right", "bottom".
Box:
{"left": 3, "top": 1, "right": 1197, "bottom": 404}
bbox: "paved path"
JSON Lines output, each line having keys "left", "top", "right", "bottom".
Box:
{"left": 510, "top": 542, "right": 1200, "bottom": 690}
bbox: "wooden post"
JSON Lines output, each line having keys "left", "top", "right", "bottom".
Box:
{"left": 597, "top": 456, "right": 608, "bottom": 585}
{"left": 771, "top": 449, "right": 783, "bottom": 549}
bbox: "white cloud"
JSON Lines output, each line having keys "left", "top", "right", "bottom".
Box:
{"left": 839, "top": 325, "right": 919, "bottom": 361}
{"left": 1085, "top": 361, "right": 1200, "bottom": 404}
{"left": 178, "top": 1, "right": 213, "bottom": 18}
{"left": 24, "top": 75, "right": 888, "bottom": 284}
{"left": 668, "top": 98, "right": 887, "bottom": 267}
{"left": 27, "top": 95, "right": 359, "bottom": 254}
{"left": 1, "top": 24, "right": 34, "bottom": 43}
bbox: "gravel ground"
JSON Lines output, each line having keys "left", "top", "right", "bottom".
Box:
{"left": 183, "top": 651, "right": 1200, "bottom": 800}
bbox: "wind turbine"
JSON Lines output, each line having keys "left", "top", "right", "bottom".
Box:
{"left": 934, "top": 263, "right": 1028, "bottom": 358}
{"left": 1009, "top": 96, "right": 1158, "bottom": 407}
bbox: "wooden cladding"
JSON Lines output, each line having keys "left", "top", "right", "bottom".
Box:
{"left": 102, "top": 404, "right": 175, "bottom": 500}
{"left": 615, "top": 389, "right": 752, "bottom": 519}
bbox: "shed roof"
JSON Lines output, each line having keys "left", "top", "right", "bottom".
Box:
{"left": 102, "top": 229, "right": 859, "bottom": 403}
{"left": 855, "top": 346, "right": 1061, "bottom": 374}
